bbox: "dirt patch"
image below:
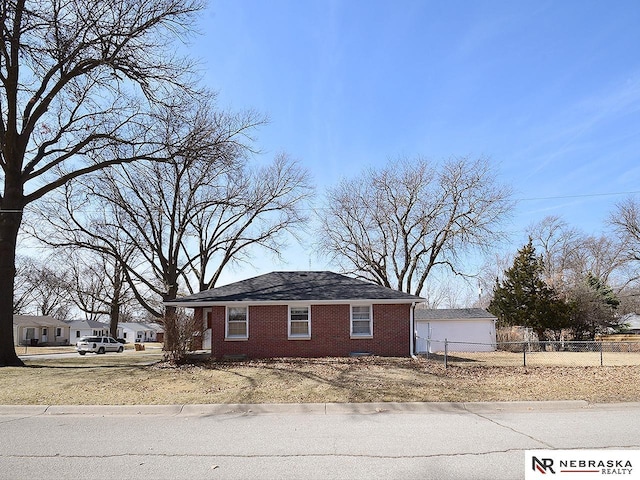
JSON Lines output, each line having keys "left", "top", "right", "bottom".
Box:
{"left": 1, "top": 355, "right": 638, "bottom": 405}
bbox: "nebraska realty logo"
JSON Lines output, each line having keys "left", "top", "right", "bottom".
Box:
{"left": 525, "top": 450, "right": 640, "bottom": 479}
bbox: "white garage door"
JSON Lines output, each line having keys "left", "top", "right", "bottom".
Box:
{"left": 415, "top": 320, "right": 495, "bottom": 353}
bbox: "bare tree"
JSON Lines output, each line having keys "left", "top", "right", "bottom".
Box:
{"left": 29, "top": 185, "right": 145, "bottom": 330}
{"left": 12, "top": 256, "right": 74, "bottom": 320}
{"left": 607, "top": 197, "right": 640, "bottom": 312}
{"left": 528, "top": 215, "right": 628, "bottom": 291}
{"left": 0, "top": 0, "right": 204, "bottom": 365}
{"left": 527, "top": 213, "right": 630, "bottom": 324}
{"left": 575, "top": 235, "right": 628, "bottom": 286}
{"left": 610, "top": 197, "right": 640, "bottom": 276}
{"left": 317, "top": 156, "right": 513, "bottom": 295}
{"left": 78, "top": 98, "right": 268, "bottom": 319}
{"left": 477, "top": 251, "right": 516, "bottom": 308}
{"left": 617, "top": 286, "right": 640, "bottom": 315}
{"left": 65, "top": 250, "right": 136, "bottom": 336}
{"left": 187, "top": 153, "right": 314, "bottom": 291}
{"left": 13, "top": 254, "right": 38, "bottom": 314}
{"left": 30, "top": 267, "right": 74, "bottom": 320}
{"left": 527, "top": 216, "right": 583, "bottom": 291}
{"left": 31, "top": 95, "right": 312, "bottom": 357}
{"left": 163, "top": 308, "right": 198, "bottom": 364}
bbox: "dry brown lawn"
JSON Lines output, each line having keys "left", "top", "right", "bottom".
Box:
{"left": 1, "top": 354, "right": 639, "bottom": 405}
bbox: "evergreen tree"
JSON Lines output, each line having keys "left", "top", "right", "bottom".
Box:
{"left": 567, "top": 273, "right": 620, "bottom": 339}
{"left": 586, "top": 273, "right": 620, "bottom": 310}
{"left": 489, "top": 239, "right": 570, "bottom": 340}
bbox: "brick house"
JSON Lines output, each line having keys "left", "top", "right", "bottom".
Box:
{"left": 165, "top": 271, "right": 425, "bottom": 359}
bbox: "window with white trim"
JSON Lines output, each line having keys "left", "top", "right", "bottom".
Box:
{"left": 288, "top": 306, "right": 311, "bottom": 339}
{"left": 351, "top": 305, "right": 373, "bottom": 337}
{"left": 226, "top": 306, "right": 248, "bottom": 339}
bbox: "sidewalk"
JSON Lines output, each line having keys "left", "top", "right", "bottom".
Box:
{"left": 4, "top": 400, "right": 640, "bottom": 417}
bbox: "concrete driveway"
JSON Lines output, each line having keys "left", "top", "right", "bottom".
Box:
{"left": 1, "top": 401, "right": 639, "bottom": 480}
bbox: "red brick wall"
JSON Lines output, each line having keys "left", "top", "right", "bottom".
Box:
{"left": 203, "top": 303, "right": 412, "bottom": 359}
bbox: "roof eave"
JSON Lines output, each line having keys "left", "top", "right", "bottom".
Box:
{"left": 165, "top": 297, "right": 425, "bottom": 307}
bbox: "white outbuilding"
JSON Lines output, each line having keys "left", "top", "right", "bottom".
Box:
{"left": 414, "top": 308, "right": 497, "bottom": 353}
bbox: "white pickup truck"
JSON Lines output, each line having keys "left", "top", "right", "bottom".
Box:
{"left": 76, "top": 336, "right": 124, "bottom": 355}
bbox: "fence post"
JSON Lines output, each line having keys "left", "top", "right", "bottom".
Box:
{"left": 523, "top": 341, "right": 526, "bottom": 367}
{"left": 600, "top": 341, "right": 603, "bottom": 367}
{"left": 444, "top": 338, "right": 448, "bottom": 369}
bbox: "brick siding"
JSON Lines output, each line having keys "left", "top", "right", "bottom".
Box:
{"left": 198, "top": 303, "right": 411, "bottom": 359}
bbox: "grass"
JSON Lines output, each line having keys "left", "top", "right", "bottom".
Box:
{"left": 1, "top": 351, "right": 639, "bottom": 405}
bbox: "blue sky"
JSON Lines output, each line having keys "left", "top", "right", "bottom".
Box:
{"left": 191, "top": 0, "right": 640, "bottom": 288}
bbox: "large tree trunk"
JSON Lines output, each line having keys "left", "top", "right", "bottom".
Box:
{"left": 163, "top": 275, "right": 179, "bottom": 354}
{"left": 162, "top": 270, "right": 180, "bottom": 360}
{"left": 109, "top": 300, "right": 120, "bottom": 339}
{"left": 0, "top": 201, "right": 24, "bottom": 366}
{"left": 109, "top": 262, "right": 123, "bottom": 338}
{"left": 163, "top": 304, "right": 177, "bottom": 352}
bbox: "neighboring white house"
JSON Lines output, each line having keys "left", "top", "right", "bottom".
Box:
{"left": 414, "top": 308, "right": 497, "bottom": 353}
{"left": 618, "top": 313, "right": 640, "bottom": 334}
{"left": 119, "top": 322, "right": 159, "bottom": 343}
{"left": 66, "top": 319, "right": 110, "bottom": 342}
{"left": 146, "top": 322, "right": 164, "bottom": 343}
{"left": 13, "top": 315, "right": 71, "bottom": 346}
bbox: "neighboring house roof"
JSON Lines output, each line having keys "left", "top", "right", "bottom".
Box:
{"left": 119, "top": 322, "right": 155, "bottom": 331}
{"left": 165, "top": 271, "right": 425, "bottom": 306}
{"left": 620, "top": 313, "right": 640, "bottom": 331}
{"left": 65, "top": 319, "right": 110, "bottom": 329}
{"left": 146, "top": 323, "right": 165, "bottom": 333}
{"left": 13, "top": 315, "right": 69, "bottom": 327}
{"left": 414, "top": 308, "right": 497, "bottom": 321}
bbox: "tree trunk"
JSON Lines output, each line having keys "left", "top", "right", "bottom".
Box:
{"left": 0, "top": 207, "right": 24, "bottom": 366}
{"left": 163, "top": 304, "right": 177, "bottom": 354}
{"left": 109, "top": 301, "right": 120, "bottom": 339}
{"left": 109, "top": 263, "right": 123, "bottom": 338}
{"left": 162, "top": 272, "right": 179, "bottom": 358}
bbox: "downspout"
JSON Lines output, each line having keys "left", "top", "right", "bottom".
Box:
{"left": 410, "top": 302, "right": 417, "bottom": 358}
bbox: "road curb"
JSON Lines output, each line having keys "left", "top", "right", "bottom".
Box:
{"left": 0, "top": 400, "right": 605, "bottom": 416}
{"left": 43, "top": 404, "right": 184, "bottom": 416}
{"left": 0, "top": 405, "right": 50, "bottom": 415}
{"left": 179, "top": 403, "right": 328, "bottom": 416}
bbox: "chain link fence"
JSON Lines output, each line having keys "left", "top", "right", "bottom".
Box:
{"left": 419, "top": 339, "right": 640, "bottom": 367}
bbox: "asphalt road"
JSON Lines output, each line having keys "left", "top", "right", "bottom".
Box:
{"left": 1, "top": 401, "right": 639, "bottom": 480}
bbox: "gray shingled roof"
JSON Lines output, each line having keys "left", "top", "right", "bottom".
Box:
{"left": 13, "top": 315, "right": 70, "bottom": 327}
{"left": 64, "top": 319, "right": 110, "bottom": 329}
{"left": 166, "top": 271, "right": 424, "bottom": 305}
{"left": 414, "top": 308, "right": 496, "bottom": 321}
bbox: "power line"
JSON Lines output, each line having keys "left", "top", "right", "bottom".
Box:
{"left": 518, "top": 190, "right": 640, "bottom": 202}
